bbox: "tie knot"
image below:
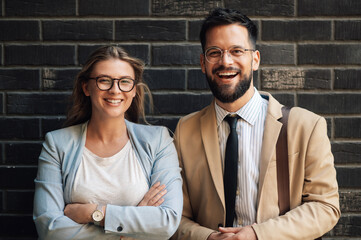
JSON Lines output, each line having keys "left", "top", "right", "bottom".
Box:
{"left": 225, "top": 115, "right": 239, "bottom": 129}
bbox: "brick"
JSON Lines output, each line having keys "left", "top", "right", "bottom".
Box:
{"left": 4, "top": 143, "right": 42, "bottom": 165}
{"left": 152, "top": 45, "right": 201, "bottom": 66}
{"left": 270, "top": 93, "right": 295, "bottom": 107}
{"left": 297, "top": 93, "right": 361, "bottom": 114}
{"left": 146, "top": 116, "right": 180, "bottom": 133}
{"left": 334, "top": 118, "right": 361, "bottom": 139}
{"left": 5, "top": 0, "right": 75, "bottom": 16}
{"left": 339, "top": 190, "right": 361, "bottom": 213}
{"left": 5, "top": 45, "right": 75, "bottom": 66}
{"left": 0, "top": 167, "right": 37, "bottom": 189}
{"left": 43, "top": 68, "right": 79, "bottom": 90}
{"left": 336, "top": 167, "right": 361, "bottom": 188}
{"left": 144, "top": 69, "right": 185, "bottom": 90}
{"left": 261, "top": 69, "right": 331, "bottom": 90}
{"left": 0, "top": 192, "right": 2, "bottom": 212}
{"left": 7, "top": 93, "right": 70, "bottom": 115}
{"left": 116, "top": 20, "right": 186, "bottom": 41}
{"left": 41, "top": 118, "right": 66, "bottom": 137}
{"left": 257, "top": 44, "right": 295, "bottom": 65}
{"left": 298, "top": 0, "right": 361, "bottom": 16}
{"left": 0, "top": 118, "right": 39, "bottom": 140}
{"left": 188, "top": 69, "right": 208, "bottom": 90}
{"left": 335, "top": 21, "right": 361, "bottom": 40}
{"left": 225, "top": 0, "right": 294, "bottom": 16}
{"left": 335, "top": 69, "right": 361, "bottom": 90}
{"left": 79, "top": 0, "right": 149, "bottom": 16}
{"left": 262, "top": 21, "right": 331, "bottom": 41}
{"left": 332, "top": 142, "right": 361, "bottom": 164}
{"left": 0, "top": 215, "right": 37, "bottom": 236}
{"left": 152, "top": 93, "right": 212, "bottom": 114}
{"left": 0, "top": 20, "right": 39, "bottom": 41}
{"left": 0, "top": 94, "right": 3, "bottom": 114}
{"left": 152, "top": 0, "right": 221, "bottom": 16}
{"left": 43, "top": 21, "right": 112, "bottom": 41}
{"left": 298, "top": 44, "right": 361, "bottom": 65}
{"left": 6, "top": 191, "right": 34, "bottom": 213}
{"left": 78, "top": 44, "right": 149, "bottom": 65}
{"left": 331, "top": 214, "right": 361, "bottom": 237}
{"left": 0, "top": 69, "right": 39, "bottom": 90}
{"left": 189, "top": 20, "right": 203, "bottom": 41}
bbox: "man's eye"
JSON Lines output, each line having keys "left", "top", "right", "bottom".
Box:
{"left": 208, "top": 51, "right": 221, "bottom": 57}
{"left": 231, "top": 49, "right": 245, "bottom": 55}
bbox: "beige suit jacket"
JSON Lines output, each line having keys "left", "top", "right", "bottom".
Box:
{"left": 172, "top": 91, "right": 340, "bottom": 240}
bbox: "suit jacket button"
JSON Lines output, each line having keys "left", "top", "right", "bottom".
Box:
{"left": 117, "top": 226, "right": 123, "bottom": 232}
{"left": 218, "top": 223, "right": 223, "bottom": 228}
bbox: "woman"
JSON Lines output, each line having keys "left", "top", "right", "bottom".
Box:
{"left": 33, "top": 46, "right": 183, "bottom": 240}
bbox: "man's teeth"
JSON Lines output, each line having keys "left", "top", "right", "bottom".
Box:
{"left": 218, "top": 72, "right": 238, "bottom": 77}
{"left": 106, "top": 99, "right": 121, "bottom": 103}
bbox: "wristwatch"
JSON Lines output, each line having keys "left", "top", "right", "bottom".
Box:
{"left": 92, "top": 204, "right": 104, "bottom": 225}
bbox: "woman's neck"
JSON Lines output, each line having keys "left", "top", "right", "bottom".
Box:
{"left": 86, "top": 116, "right": 128, "bottom": 144}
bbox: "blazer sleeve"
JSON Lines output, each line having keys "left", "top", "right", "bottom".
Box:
{"left": 171, "top": 118, "right": 216, "bottom": 240}
{"left": 252, "top": 116, "right": 341, "bottom": 240}
{"left": 33, "top": 132, "right": 109, "bottom": 240}
{"left": 104, "top": 126, "right": 183, "bottom": 240}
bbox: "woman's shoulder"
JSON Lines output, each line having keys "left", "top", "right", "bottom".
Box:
{"left": 45, "top": 122, "right": 86, "bottom": 141}
{"left": 127, "top": 121, "right": 169, "bottom": 137}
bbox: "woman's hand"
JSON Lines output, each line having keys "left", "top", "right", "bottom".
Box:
{"left": 64, "top": 203, "right": 97, "bottom": 224}
{"left": 137, "top": 182, "right": 167, "bottom": 206}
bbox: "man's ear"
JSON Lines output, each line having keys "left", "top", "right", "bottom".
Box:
{"left": 252, "top": 50, "right": 260, "bottom": 71}
{"left": 200, "top": 54, "right": 206, "bottom": 73}
{"left": 82, "top": 82, "right": 90, "bottom": 96}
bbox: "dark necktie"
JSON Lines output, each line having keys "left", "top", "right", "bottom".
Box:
{"left": 224, "top": 115, "right": 240, "bottom": 227}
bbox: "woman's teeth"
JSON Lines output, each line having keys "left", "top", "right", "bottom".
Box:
{"left": 106, "top": 99, "right": 121, "bottom": 104}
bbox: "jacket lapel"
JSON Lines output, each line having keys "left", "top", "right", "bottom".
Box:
{"left": 200, "top": 102, "right": 225, "bottom": 208}
{"left": 257, "top": 92, "right": 283, "bottom": 216}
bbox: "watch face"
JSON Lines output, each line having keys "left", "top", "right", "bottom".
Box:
{"left": 92, "top": 210, "right": 104, "bottom": 222}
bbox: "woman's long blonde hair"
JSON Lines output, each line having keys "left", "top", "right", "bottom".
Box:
{"left": 64, "top": 46, "right": 151, "bottom": 127}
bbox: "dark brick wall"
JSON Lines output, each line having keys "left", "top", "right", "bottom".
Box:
{"left": 0, "top": 0, "right": 360, "bottom": 238}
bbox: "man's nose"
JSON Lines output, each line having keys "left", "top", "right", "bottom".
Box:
{"left": 220, "top": 50, "right": 234, "bottom": 65}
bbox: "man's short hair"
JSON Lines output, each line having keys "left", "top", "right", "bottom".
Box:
{"left": 200, "top": 8, "right": 258, "bottom": 52}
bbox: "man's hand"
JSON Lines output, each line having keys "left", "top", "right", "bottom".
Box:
{"left": 218, "top": 226, "right": 257, "bottom": 240}
{"left": 207, "top": 232, "right": 235, "bottom": 240}
{"left": 64, "top": 203, "right": 97, "bottom": 224}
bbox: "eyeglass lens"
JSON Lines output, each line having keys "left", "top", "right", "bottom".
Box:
{"left": 96, "top": 77, "right": 135, "bottom": 92}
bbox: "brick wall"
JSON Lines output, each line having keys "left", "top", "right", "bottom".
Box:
{"left": 0, "top": 0, "right": 360, "bottom": 238}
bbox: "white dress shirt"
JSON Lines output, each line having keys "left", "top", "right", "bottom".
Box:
{"left": 215, "top": 88, "right": 268, "bottom": 226}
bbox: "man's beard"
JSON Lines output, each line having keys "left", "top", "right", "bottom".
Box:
{"left": 205, "top": 67, "right": 252, "bottom": 103}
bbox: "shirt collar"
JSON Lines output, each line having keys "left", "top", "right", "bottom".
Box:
{"left": 215, "top": 88, "right": 264, "bottom": 127}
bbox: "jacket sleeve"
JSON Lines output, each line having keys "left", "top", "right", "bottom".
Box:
{"left": 252, "top": 117, "right": 341, "bottom": 240}
{"left": 104, "top": 126, "right": 183, "bottom": 240}
{"left": 171, "top": 118, "right": 215, "bottom": 240}
{"left": 33, "top": 132, "right": 110, "bottom": 240}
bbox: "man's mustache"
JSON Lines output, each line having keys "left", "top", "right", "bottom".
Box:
{"left": 212, "top": 66, "right": 241, "bottom": 74}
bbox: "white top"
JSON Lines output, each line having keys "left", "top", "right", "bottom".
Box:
{"left": 72, "top": 140, "right": 149, "bottom": 207}
{"left": 215, "top": 88, "right": 268, "bottom": 227}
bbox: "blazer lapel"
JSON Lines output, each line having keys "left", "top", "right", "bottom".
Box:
{"left": 257, "top": 92, "right": 283, "bottom": 213}
{"left": 200, "top": 102, "right": 225, "bottom": 208}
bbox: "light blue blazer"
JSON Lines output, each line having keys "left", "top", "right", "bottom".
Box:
{"left": 33, "top": 120, "right": 183, "bottom": 240}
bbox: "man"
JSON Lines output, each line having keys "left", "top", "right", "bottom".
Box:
{"left": 172, "top": 8, "right": 340, "bottom": 240}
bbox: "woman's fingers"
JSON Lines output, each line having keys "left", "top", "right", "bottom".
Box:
{"left": 137, "top": 182, "right": 167, "bottom": 206}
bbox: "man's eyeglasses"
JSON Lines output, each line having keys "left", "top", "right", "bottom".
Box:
{"left": 89, "top": 76, "right": 136, "bottom": 92}
{"left": 204, "top": 46, "right": 255, "bottom": 64}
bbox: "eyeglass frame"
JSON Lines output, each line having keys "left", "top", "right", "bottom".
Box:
{"left": 89, "top": 76, "right": 136, "bottom": 92}
{"left": 204, "top": 46, "right": 256, "bottom": 64}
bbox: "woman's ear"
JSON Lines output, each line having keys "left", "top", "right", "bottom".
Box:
{"left": 82, "top": 82, "right": 90, "bottom": 96}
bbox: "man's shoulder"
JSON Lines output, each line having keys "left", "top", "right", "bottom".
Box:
{"left": 177, "top": 104, "right": 212, "bottom": 127}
